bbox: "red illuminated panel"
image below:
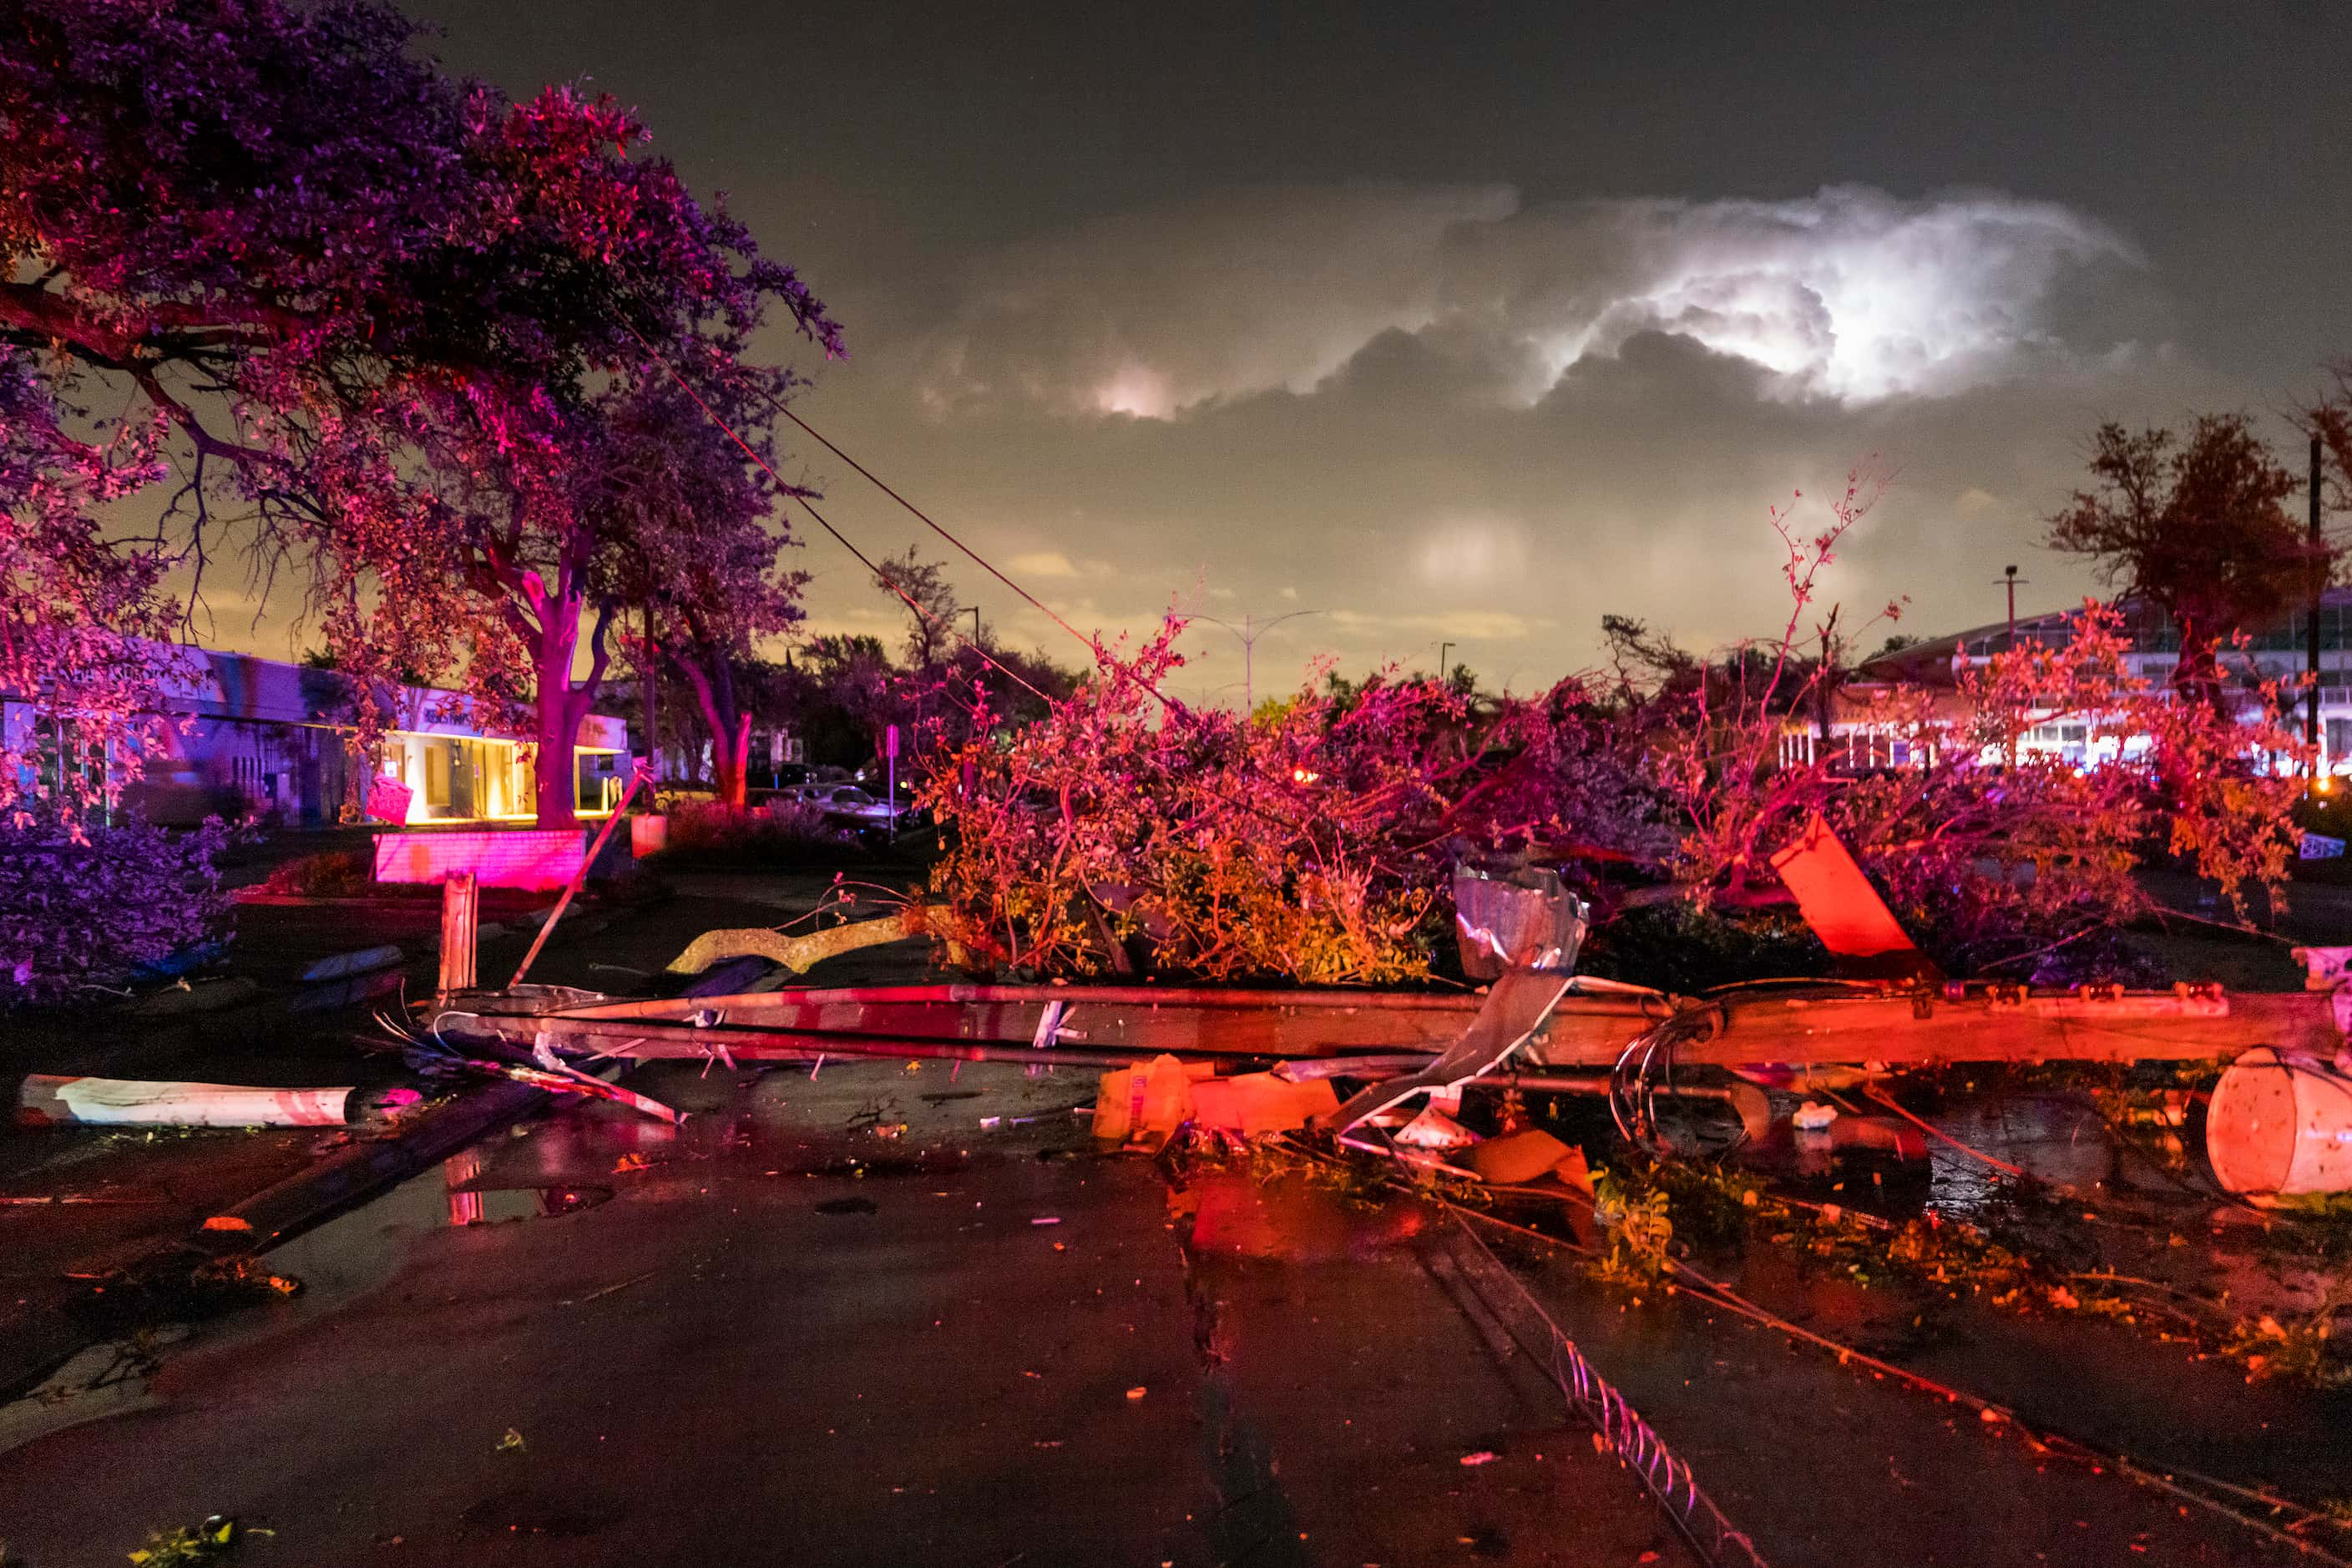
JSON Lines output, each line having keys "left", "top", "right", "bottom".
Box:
{"left": 373, "top": 829, "right": 584, "bottom": 890}
{"left": 1768, "top": 813, "right": 1919, "bottom": 960}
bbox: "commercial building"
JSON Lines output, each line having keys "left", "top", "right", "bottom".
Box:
{"left": 1781, "top": 591, "right": 2352, "bottom": 774}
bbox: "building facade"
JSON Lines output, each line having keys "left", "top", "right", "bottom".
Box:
{"left": 3, "top": 645, "right": 628, "bottom": 827}
{"left": 1780, "top": 591, "right": 2352, "bottom": 775}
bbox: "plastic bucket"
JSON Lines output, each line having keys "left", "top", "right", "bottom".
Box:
{"left": 630, "top": 813, "right": 668, "bottom": 858}
{"left": 2205, "top": 1047, "right": 2352, "bottom": 1196}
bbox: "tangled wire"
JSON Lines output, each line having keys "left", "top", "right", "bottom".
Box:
{"left": 1607, "top": 1001, "right": 1725, "bottom": 1151}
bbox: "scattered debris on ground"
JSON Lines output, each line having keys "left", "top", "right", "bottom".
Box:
{"left": 126, "top": 1516, "right": 256, "bottom": 1565}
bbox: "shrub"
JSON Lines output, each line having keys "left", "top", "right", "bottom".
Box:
{"left": 655, "top": 799, "right": 854, "bottom": 862}
{"left": 1, "top": 818, "right": 230, "bottom": 1006}
{"left": 259, "top": 848, "right": 373, "bottom": 897}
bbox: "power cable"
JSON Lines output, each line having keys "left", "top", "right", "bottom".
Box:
{"left": 794, "top": 493, "right": 1052, "bottom": 706}
{"left": 776, "top": 405, "right": 1103, "bottom": 660}
{"left": 620, "top": 325, "right": 1051, "bottom": 707}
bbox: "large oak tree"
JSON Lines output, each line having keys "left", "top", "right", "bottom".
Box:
{"left": 0, "top": 0, "right": 840, "bottom": 825}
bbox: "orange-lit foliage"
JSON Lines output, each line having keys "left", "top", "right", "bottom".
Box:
{"left": 921, "top": 625, "right": 1657, "bottom": 984}
{"left": 928, "top": 473, "right": 2306, "bottom": 985}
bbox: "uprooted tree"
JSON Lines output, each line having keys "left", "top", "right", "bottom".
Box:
{"left": 919, "top": 623, "right": 1662, "bottom": 984}
{"left": 918, "top": 470, "right": 2309, "bottom": 988}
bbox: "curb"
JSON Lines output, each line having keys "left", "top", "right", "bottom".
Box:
{"left": 0, "top": 1079, "right": 549, "bottom": 1405}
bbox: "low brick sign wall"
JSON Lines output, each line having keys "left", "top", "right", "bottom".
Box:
{"left": 373, "top": 828, "right": 584, "bottom": 891}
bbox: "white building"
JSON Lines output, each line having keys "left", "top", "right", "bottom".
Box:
{"left": 1780, "top": 593, "right": 2352, "bottom": 775}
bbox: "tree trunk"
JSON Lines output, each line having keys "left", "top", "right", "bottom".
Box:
{"left": 726, "top": 710, "right": 754, "bottom": 807}
{"left": 529, "top": 601, "right": 579, "bottom": 829}
{"left": 673, "top": 645, "right": 751, "bottom": 809}
{"left": 524, "top": 580, "right": 614, "bottom": 831}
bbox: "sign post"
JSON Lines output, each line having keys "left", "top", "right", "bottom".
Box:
{"left": 885, "top": 723, "right": 900, "bottom": 842}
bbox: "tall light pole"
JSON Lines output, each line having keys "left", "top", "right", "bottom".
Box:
{"left": 1195, "top": 609, "right": 1322, "bottom": 715}
{"left": 2309, "top": 432, "right": 2324, "bottom": 773}
{"left": 1439, "top": 641, "right": 1454, "bottom": 685}
{"left": 1995, "top": 564, "right": 2027, "bottom": 770}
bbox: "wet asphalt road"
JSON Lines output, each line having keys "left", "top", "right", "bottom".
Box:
{"left": 0, "top": 1051, "right": 2334, "bottom": 1567}
{"left": 0, "top": 1061, "right": 1680, "bottom": 1566}
{"left": 3, "top": 866, "right": 2350, "bottom": 1565}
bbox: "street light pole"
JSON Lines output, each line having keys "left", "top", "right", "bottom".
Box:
{"left": 2309, "top": 433, "right": 2324, "bottom": 772}
{"left": 1995, "top": 564, "right": 2027, "bottom": 771}
{"left": 1439, "top": 641, "right": 1454, "bottom": 686}
{"left": 1998, "top": 564, "right": 2026, "bottom": 651}
{"left": 1195, "top": 609, "right": 1323, "bottom": 715}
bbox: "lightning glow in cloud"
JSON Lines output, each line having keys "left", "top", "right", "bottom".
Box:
{"left": 921, "top": 184, "right": 2137, "bottom": 417}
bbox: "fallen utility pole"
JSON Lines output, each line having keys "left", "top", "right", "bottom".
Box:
{"left": 431, "top": 978, "right": 2339, "bottom": 1070}
{"left": 13, "top": 1075, "right": 420, "bottom": 1130}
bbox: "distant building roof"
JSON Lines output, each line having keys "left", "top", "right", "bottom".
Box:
{"left": 1859, "top": 588, "right": 2352, "bottom": 685}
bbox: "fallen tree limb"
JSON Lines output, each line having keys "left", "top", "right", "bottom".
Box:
{"left": 665, "top": 911, "right": 925, "bottom": 976}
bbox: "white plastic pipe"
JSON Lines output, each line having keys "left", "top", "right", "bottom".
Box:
{"left": 17, "top": 1075, "right": 352, "bottom": 1129}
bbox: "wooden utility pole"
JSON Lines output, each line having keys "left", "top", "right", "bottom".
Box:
{"left": 1996, "top": 565, "right": 2026, "bottom": 769}
{"left": 437, "top": 871, "right": 478, "bottom": 999}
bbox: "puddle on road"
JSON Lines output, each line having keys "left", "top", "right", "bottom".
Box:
{"left": 1177, "top": 1168, "right": 1429, "bottom": 1261}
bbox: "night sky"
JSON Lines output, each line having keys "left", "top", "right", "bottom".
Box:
{"left": 394, "top": 2, "right": 2352, "bottom": 700}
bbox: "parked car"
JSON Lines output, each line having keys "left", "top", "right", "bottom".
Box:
{"left": 798, "top": 783, "right": 900, "bottom": 825}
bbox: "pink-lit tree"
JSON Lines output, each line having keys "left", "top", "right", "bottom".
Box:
{"left": 0, "top": 0, "right": 842, "bottom": 827}
{"left": 0, "top": 352, "right": 179, "bottom": 821}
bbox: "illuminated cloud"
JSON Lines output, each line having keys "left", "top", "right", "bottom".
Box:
{"left": 1415, "top": 513, "right": 1531, "bottom": 587}
{"left": 796, "top": 181, "right": 2213, "bottom": 710}
{"left": 915, "top": 184, "right": 1517, "bottom": 417}
{"left": 1006, "top": 550, "right": 1080, "bottom": 578}
{"left": 919, "top": 184, "right": 2137, "bottom": 417}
